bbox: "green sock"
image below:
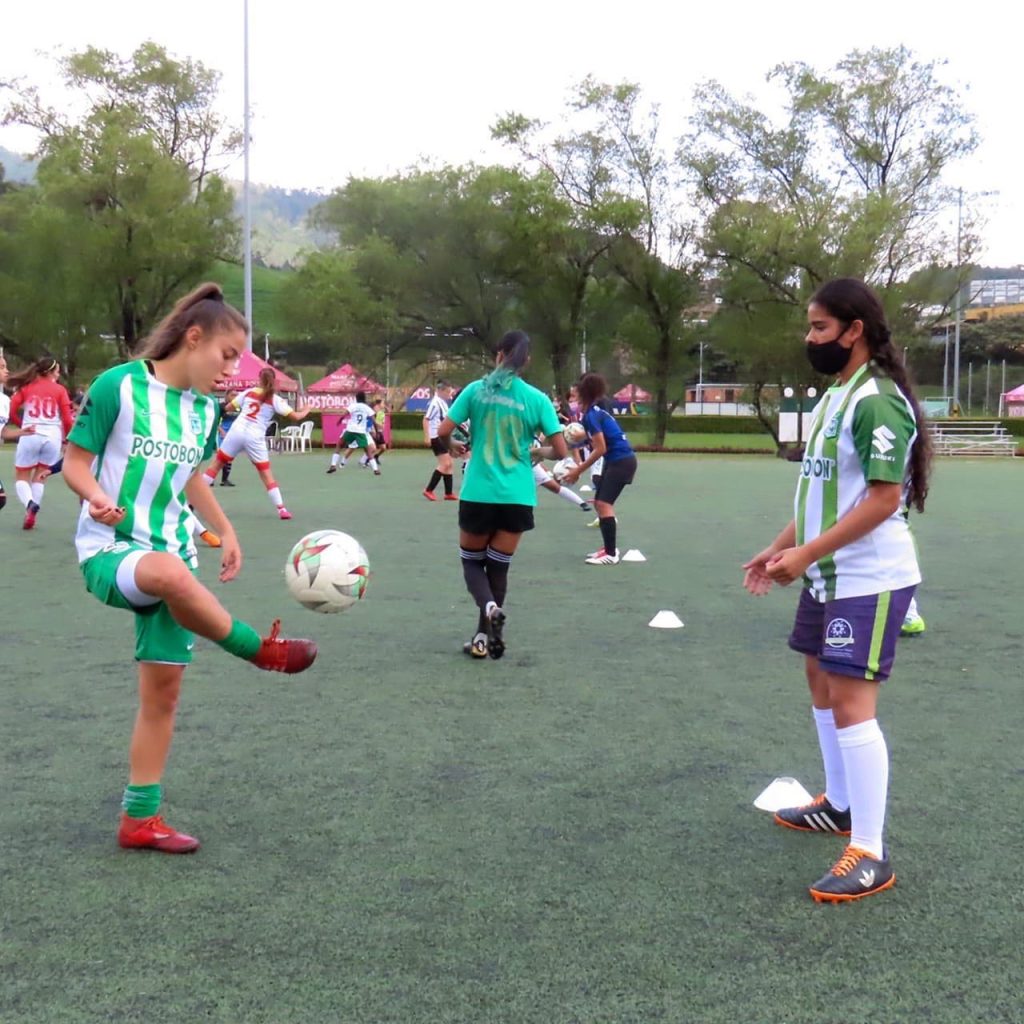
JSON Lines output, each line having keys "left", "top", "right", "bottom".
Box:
{"left": 217, "top": 619, "right": 262, "bottom": 660}
{"left": 122, "top": 783, "right": 161, "bottom": 820}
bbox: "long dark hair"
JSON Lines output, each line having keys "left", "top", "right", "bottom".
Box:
{"left": 9, "top": 356, "right": 59, "bottom": 391}
{"left": 576, "top": 373, "right": 608, "bottom": 410}
{"left": 811, "top": 278, "right": 931, "bottom": 513}
{"left": 483, "top": 330, "right": 530, "bottom": 392}
{"left": 138, "top": 282, "right": 248, "bottom": 360}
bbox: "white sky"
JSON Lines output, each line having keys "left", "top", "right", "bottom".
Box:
{"left": 2, "top": 0, "right": 1021, "bottom": 264}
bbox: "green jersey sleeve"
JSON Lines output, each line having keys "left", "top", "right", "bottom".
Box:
{"left": 67, "top": 366, "right": 127, "bottom": 455}
{"left": 852, "top": 392, "right": 916, "bottom": 484}
{"left": 202, "top": 402, "right": 222, "bottom": 461}
{"left": 447, "top": 382, "right": 476, "bottom": 426}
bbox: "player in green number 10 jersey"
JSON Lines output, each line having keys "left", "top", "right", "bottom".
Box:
{"left": 743, "top": 278, "right": 932, "bottom": 904}
{"left": 63, "top": 283, "right": 318, "bottom": 855}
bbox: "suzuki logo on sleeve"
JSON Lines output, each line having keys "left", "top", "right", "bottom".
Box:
{"left": 872, "top": 425, "right": 896, "bottom": 455}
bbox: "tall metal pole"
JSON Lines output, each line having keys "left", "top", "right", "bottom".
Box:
{"left": 985, "top": 360, "right": 991, "bottom": 415}
{"left": 243, "top": 0, "right": 253, "bottom": 348}
{"left": 967, "top": 362, "right": 973, "bottom": 413}
{"left": 942, "top": 325, "right": 949, "bottom": 399}
{"left": 952, "top": 187, "right": 962, "bottom": 408}
{"left": 698, "top": 342, "right": 704, "bottom": 413}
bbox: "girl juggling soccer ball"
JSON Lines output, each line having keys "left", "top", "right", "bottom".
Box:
{"left": 64, "top": 284, "right": 317, "bottom": 855}
{"left": 203, "top": 366, "right": 310, "bottom": 519}
{"left": 743, "top": 278, "right": 931, "bottom": 902}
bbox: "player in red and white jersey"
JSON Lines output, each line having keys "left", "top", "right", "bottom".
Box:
{"left": 7, "top": 356, "right": 75, "bottom": 530}
{"left": 202, "top": 366, "right": 310, "bottom": 519}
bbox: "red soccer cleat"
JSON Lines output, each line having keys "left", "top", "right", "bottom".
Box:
{"left": 444, "top": 494, "right": 458, "bottom": 501}
{"left": 250, "top": 619, "right": 318, "bottom": 674}
{"left": 277, "top": 507, "right": 293, "bottom": 520}
{"left": 118, "top": 813, "right": 200, "bottom": 854}
{"left": 23, "top": 506, "right": 37, "bottom": 530}
{"left": 422, "top": 489, "right": 437, "bottom": 502}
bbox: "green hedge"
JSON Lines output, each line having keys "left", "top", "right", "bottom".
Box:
{"left": 383, "top": 411, "right": 770, "bottom": 435}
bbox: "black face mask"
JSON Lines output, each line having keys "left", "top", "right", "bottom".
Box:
{"left": 805, "top": 331, "right": 853, "bottom": 376}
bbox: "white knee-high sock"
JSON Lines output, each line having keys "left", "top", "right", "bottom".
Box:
{"left": 368, "top": 457, "right": 380, "bottom": 471}
{"left": 15, "top": 480, "right": 32, "bottom": 508}
{"left": 837, "top": 719, "right": 888, "bottom": 859}
{"left": 812, "top": 706, "right": 848, "bottom": 811}
{"left": 30, "top": 482, "right": 44, "bottom": 506}
{"left": 330, "top": 452, "right": 341, "bottom": 468}
{"left": 906, "top": 596, "right": 919, "bottom": 618}
{"left": 556, "top": 485, "right": 585, "bottom": 507}
{"left": 267, "top": 485, "right": 283, "bottom": 507}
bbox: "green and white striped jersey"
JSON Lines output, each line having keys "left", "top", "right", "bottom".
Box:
{"left": 795, "top": 361, "right": 921, "bottom": 602}
{"left": 68, "top": 361, "right": 220, "bottom": 567}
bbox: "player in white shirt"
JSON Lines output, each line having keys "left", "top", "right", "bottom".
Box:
{"left": 202, "top": 366, "right": 310, "bottom": 519}
{"left": 422, "top": 381, "right": 456, "bottom": 501}
{"left": 530, "top": 439, "right": 591, "bottom": 512}
{"left": 326, "top": 390, "right": 381, "bottom": 475}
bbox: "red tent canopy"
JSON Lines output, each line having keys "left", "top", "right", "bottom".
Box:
{"left": 307, "top": 363, "right": 384, "bottom": 394}
{"left": 614, "top": 383, "right": 652, "bottom": 402}
{"left": 217, "top": 349, "right": 298, "bottom": 392}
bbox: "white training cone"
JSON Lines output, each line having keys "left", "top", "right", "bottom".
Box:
{"left": 621, "top": 549, "right": 646, "bottom": 562}
{"left": 648, "top": 610, "right": 683, "bottom": 629}
{"left": 580, "top": 484, "right": 593, "bottom": 493}
{"left": 753, "top": 777, "right": 814, "bottom": 813}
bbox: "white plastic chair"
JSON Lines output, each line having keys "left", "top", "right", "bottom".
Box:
{"left": 296, "top": 419, "right": 314, "bottom": 453}
{"left": 278, "top": 425, "right": 301, "bottom": 453}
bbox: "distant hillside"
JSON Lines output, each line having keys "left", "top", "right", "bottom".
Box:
{"left": 0, "top": 145, "right": 37, "bottom": 183}
{"left": 231, "top": 182, "right": 331, "bottom": 268}
{"left": 214, "top": 260, "right": 293, "bottom": 339}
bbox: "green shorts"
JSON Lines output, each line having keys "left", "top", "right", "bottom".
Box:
{"left": 341, "top": 431, "right": 369, "bottom": 450}
{"left": 81, "top": 542, "right": 195, "bottom": 665}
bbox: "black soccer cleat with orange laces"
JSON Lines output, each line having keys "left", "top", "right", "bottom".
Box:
{"left": 250, "top": 619, "right": 318, "bottom": 674}
{"left": 809, "top": 845, "right": 895, "bottom": 903}
{"left": 774, "top": 793, "right": 851, "bottom": 835}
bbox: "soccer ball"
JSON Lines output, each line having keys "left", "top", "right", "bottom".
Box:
{"left": 551, "top": 457, "right": 577, "bottom": 483}
{"left": 563, "top": 422, "right": 586, "bottom": 447}
{"left": 285, "top": 529, "right": 370, "bottom": 613}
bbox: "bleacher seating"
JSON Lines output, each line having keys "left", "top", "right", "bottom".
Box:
{"left": 927, "top": 420, "right": 1018, "bottom": 457}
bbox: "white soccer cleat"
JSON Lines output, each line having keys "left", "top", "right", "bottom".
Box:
{"left": 585, "top": 550, "right": 619, "bottom": 565}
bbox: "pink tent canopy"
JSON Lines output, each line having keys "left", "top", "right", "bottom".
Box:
{"left": 1003, "top": 383, "right": 1024, "bottom": 401}
{"left": 217, "top": 349, "right": 298, "bottom": 392}
{"left": 614, "top": 383, "right": 652, "bottom": 402}
{"left": 307, "top": 363, "right": 384, "bottom": 394}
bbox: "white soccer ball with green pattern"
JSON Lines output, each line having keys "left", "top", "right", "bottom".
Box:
{"left": 286, "top": 530, "right": 370, "bottom": 613}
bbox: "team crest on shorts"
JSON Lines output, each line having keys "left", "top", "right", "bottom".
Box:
{"left": 825, "top": 618, "right": 855, "bottom": 648}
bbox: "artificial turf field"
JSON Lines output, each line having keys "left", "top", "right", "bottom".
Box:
{"left": 1, "top": 449, "right": 1022, "bottom": 1024}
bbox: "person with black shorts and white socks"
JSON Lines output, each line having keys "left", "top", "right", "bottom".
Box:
{"left": 437, "top": 331, "right": 568, "bottom": 659}
{"left": 423, "top": 381, "right": 456, "bottom": 501}
{"left": 562, "top": 373, "right": 637, "bottom": 565}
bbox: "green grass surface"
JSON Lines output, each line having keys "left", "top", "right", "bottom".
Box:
{"left": 1, "top": 452, "right": 1022, "bottom": 1023}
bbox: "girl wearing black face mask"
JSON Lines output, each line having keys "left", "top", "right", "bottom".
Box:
{"left": 741, "top": 277, "right": 931, "bottom": 904}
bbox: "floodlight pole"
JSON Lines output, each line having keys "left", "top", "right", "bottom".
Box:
{"left": 242, "top": 0, "right": 253, "bottom": 348}
{"left": 952, "top": 187, "right": 962, "bottom": 408}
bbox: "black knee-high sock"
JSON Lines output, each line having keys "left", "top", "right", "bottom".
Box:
{"left": 442, "top": 473, "right": 454, "bottom": 496}
{"left": 221, "top": 461, "right": 232, "bottom": 483}
{"left": 485, "top": 547, "right": 512, "bottom": 608}
{"left": 461, "top": 548, "right": 493, "bottom": 610}
{"left": 599, "top": 516, "right": 617, "bottom": 556}
{"left": 427, "top": 469, "right": 442, "bottom": 493}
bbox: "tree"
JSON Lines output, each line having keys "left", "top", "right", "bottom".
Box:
{"left": 496, "top": 79, "right": 703, "bottom": 443}
{"left": 685, "top": 46, "right": 980, "bottom": 445}
{"left": 1, "top": 43, "right": 240, "bottom": 357}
